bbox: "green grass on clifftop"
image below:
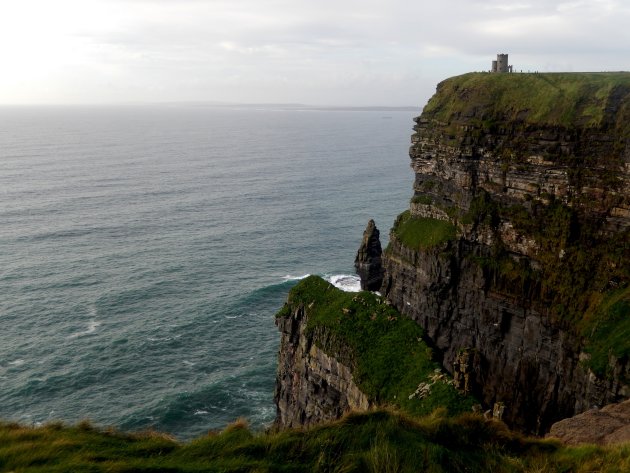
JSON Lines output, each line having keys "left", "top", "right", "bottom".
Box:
{"left": 392, "top": 211, "right": 457, "bottom": 251}
{"left": 423, "top": 72, "right": 630, "bottom": 129}
{"left": 283, "top": 276, "right": 474, "bottom": 417}
{"left": 1, "top": 411, "right": 629, "bottom": 472}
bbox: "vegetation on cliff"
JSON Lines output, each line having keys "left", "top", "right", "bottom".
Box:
{"left": 2, "top": 410, "right": 629, "bottom": 472}
{"left": 281, "top": 275, "right": 474, "bottom": 417}
{"left": 390, "top": 210, "right": 457, "bottom": 251}
{"left": 457, "top": 188, "right": 630, "bottom": 380}
{"left": 423, "top": 71, "right": 630, "bottom": 129}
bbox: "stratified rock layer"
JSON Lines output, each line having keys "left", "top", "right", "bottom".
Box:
{"left": 274, "top": 301, "right": 369, "bottom": 428}
{"left": 381, "top": 73, "right": 630, "bottom": 434}
{"left": 354, "top": 219, "right": 384, "bottom": 291}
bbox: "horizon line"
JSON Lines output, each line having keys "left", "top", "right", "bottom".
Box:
{"left": 0, "top": 101, "right": 420, "bottom": 111}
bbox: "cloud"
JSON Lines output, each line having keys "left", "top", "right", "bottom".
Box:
{"left": 1, "top": 0, "right": 629, "bottom": 105}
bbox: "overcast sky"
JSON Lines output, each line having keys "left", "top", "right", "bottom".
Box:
{"left": 1, "top": 0, "right": 628, "bottom": 106}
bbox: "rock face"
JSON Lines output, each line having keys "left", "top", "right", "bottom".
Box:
{"left": 547, "top": 399, "right": 630, "bottom": 445}
{"left": 274, "top": 301, "right": 370, "bottom": 429}
{"left": 354, "top": 219, "right": 384, "bottom": 291}
{"left": 380, "top": 73, "right": 630, "bottom": 434}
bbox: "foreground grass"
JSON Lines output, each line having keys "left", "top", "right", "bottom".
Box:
{"left": 1, "top": 410, "right": 628, "bottom": 472}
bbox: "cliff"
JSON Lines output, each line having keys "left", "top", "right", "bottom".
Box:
{"left": 274, "top": 276, "right": 474, "bottom": 429}
{"left": 274, "top": 286, "right": 370, "bottom": 428}
{"left": 380, "top": 72, "right": 630, "bottom": 434}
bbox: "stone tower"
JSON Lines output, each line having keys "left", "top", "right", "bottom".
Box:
{"left": 491, "top": 53, "right": 512, "bottom": 73}
{"left": 497, "top": 54, "right": 509, "bottom": 73}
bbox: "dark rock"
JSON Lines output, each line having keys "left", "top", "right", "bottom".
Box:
{"left": 354, "top": 219, "right": 384, "bottom": 291}
{"left": 274, "top": 302, "right": 370, "bottom": 429}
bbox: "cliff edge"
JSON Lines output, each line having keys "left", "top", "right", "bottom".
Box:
{"left": 274, "top": 276, "right": 474, "bottom": 429}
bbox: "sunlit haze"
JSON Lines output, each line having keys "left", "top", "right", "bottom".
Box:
{"left": 2, "top": 0, "right": 629, "bottom": 106}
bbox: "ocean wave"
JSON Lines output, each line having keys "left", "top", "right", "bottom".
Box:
{"left": 325, "top": 274, "right": 361, "bottom": 292}
{"left": 281, "top": 274, "right": 310, "bottom": 282}
{"left": 67, "top": 320, "right": 102, "bottom": 339}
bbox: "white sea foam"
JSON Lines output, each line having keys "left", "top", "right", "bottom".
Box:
{"left": 194, "top": 410, "right": 209, "bottom": 415}
{"left": 281, "top": 274, "right": 310, "bottom": 282}
{"left": 325, "top": 274, "right": 362, "bottom": 292}
{"left": 8, "top": 359, "right": 26, "bottom": 366}
{"left": 147, "top": 334, "right": 181, "bottom": 342}
{"left": 68, "top": 320, "right": 102, "bottom": 339}
{"left": 182, "top": 360, "right": 195, "bottom": 366}
{"left": 250, "top": 405, "right": 276, "bottom": 424}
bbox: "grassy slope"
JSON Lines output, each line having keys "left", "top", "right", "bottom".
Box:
{"left": 1, "top": 411, "right": 629, "bottom": 472}
{"left": 423, "top": 71, "right": 630, "bottom": 130}
{"left": 283, "top": 276, "right": 474, "bottom": 417}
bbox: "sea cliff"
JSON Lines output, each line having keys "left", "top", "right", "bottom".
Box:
{"left": 275, "top": 72, "right": 630, "bottom": 435}
{"left": 382, "top": 72, "right": 630, "bottom": 434}
{"left": 273, "top": 276, "right": 474, "bottom": 429}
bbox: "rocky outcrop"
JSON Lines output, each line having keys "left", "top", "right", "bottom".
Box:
{"left": 354, "top": 219, "right": 384, "bottom": 291}
{"left": 380, "top": 73, "right": 630, "bottom": 435}
{"left": 547, "top": 399, "right": 630, "bottom": 445}
{"left": 274, "top": 301, "right": 369, "bottom": 429}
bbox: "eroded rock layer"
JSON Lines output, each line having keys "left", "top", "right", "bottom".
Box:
{"left": 381, "top": 73, "right": 630, "bottom": 434}
{"left": 274, "top": 301, "right": 369, "bottom": 428}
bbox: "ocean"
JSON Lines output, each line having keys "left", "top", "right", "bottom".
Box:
{"left": 0, "top": 105, "right": 415, "bottom": 440}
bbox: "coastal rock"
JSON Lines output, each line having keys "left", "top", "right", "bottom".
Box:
{"left": 354, "top": 219, "right": 384, "bottom": 291}
{"left": 547, "top": 399, "right": 630, "bottom": 445}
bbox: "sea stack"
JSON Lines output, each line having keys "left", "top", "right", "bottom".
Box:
{"left": 354, "top": 219, "right": 384, "bottom": 291}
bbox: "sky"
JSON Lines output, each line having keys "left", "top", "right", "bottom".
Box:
{"left": 1, "top": 0, "right": 629, "bottom": 106}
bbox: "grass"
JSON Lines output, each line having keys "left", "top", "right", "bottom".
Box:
{"left": 391, "top": 211, "right": 457, "bottom": 250}
{"left": 283, "top": 275, "right": 475, "bottom": 417}
{"left": 581, "top": 286, "right": 630, "bottom": 378}
{"left": 1, "top": 410, "right": 629, "bottom": 472}
{"left": 423, "top": 72, "right": 630, "bottom": 130}
{"left": 410, "top": 194, "right": 433, "bottom": 205}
